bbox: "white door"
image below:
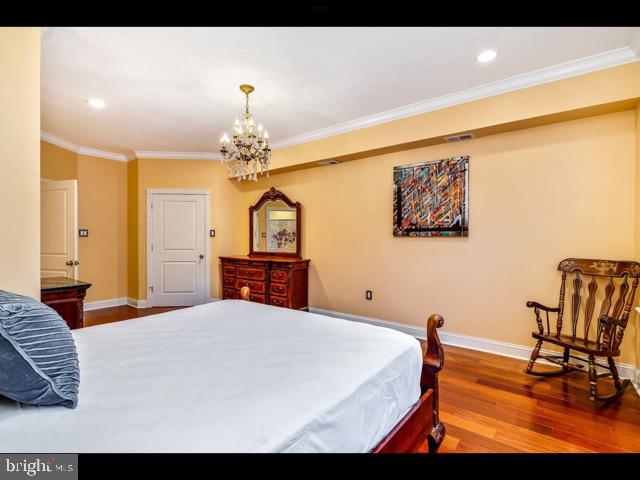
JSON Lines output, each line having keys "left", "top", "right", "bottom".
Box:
{"left": 41, "top": 179, "right": 78, "bottom": 279}
{"left": 149, "top": 193, "right": 208, "bottom": 306}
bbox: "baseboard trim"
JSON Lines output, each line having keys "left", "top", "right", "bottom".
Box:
{"left": 84, "top": 297, "right": 127, "bottom": 311}
{"left": 126, "top": 297, "right": 148, "bottom": 309}
{"left": 124, "top": 297, "right": 219, "bottom": 308}
{"left": 309, "top": 307, "right": 638, "bottom": 383}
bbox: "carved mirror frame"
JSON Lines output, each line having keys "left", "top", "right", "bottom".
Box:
{"left": 249, "top": 187, "right": 302, "bottom": 259}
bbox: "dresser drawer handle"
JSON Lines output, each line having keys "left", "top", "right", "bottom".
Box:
{"left": 271, "top": 270, "right": 288, "bottom": 282}
{"left": 271, "top": 297, "right": 285, "bottom": 307}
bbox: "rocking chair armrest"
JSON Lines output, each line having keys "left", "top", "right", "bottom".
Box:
{"left": 598, "top": 315, "right": 626, "bottom": 328}
{"left": 526, "top": 301, "right": 560, "bottom": 313}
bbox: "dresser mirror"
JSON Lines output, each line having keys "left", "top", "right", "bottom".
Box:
{"left": 249, "top": 187, "right": 301, "bottom": 258}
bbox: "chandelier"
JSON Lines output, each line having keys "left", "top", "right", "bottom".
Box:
{"left": 219, "top": 84, "right": 271, "bottom": 181}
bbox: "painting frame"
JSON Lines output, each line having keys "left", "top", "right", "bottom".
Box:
{"left": 393, "top": 155, "right": 469, "bottom": 237}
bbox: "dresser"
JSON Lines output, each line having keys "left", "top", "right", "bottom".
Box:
{"left": 41, "top": 277, "right": 92, "bottom": 329}
{"left": 220, "top": 256, "right": 310, "bottom": 311}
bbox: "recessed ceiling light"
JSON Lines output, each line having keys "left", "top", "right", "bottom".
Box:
{"left": 87, "top": 98, "right": 106, "bottom": 109}
{"left": 477, "top": 50, "right": 497, "bottom": 63}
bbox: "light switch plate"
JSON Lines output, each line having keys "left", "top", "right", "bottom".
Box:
{"left": 209, "top": 229, "right": 215, "bottom": 237}
{"left": 79, "top": 229, "right": 89, "bottom": 237}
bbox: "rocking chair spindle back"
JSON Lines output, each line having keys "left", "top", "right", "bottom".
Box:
{"left": 524, "top": 258, "right": 640, "bottom": 403}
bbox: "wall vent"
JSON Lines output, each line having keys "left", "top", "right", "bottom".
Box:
{"left": 318, "top": 159, "right": 341, "bottom": 166}
{"left": 443, "top": 132, "right": 475, "bottom": 143}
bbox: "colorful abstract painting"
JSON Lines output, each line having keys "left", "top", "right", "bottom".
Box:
{"left": 393, "top": 156, "right": 469, "bottom": 237}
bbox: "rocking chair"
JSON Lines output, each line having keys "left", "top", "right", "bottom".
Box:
{"left": 524, "top": 258, "right": 640, "bottom": 402}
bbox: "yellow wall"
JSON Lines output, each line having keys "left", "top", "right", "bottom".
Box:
{"left": 130, "top": 159, "right": 244, "bottom": 301}
{"left": 40, "top": 141, "right": 77, "bottom": 180}
{"left": 0, "top": 28, "right": 40, "bottom": 298}
{"left": 238, "top": 111, "right": 639, "bottom": 366}
{"left": 77, "top": 155, "right": 128, "bottom": 302}
{"left": 40, "top": 143, "right": 128, "bottom": 302}
{"left": 127, "top": 160, "right": 139, "bottom": 299}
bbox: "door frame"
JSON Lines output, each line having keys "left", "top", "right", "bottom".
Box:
{"left": 146, "top": 189, "right": 211, "bottom": 308}
{"left": 41, "top": 178, "right": 79, "bottom": 280}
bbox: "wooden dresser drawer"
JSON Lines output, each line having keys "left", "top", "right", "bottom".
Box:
{"left": 219, "top": 256, "right": 309, "bottom": 311}
{"left": 269, "top": 295, "right": 288, "bottom": 308}
{"left": 270, "top": 269, "right": 289, "bottom": 283}
{"left": 237, "top": 267, "right": 267, "bottom": 281}
{"left": 237, "top": 279, "right": 266, "bottom": 294}
{"left": 270, "top": 282, "right": 288, "bottom": 297}
{"left": 223, "top": 265, "right": 236, "bottom": 276}
{"left": 248, "top": 292, "right": 266, "bottom": 304}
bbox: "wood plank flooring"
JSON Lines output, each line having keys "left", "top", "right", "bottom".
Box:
{"left": 84, "top": 305, "right": 186, "bottom": 327}
{"left": 84, "top": 305, "right": 640, "bottom": 453}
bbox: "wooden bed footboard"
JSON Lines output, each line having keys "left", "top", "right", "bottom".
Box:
{"left": 239, "top": 287, "right": 446, "bottom": 453}
{"left": 372, "top": 314, "right": 446, "bottom": 453}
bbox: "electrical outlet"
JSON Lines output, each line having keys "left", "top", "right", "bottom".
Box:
{"left": 365, "top": 290, "right": 373, "bottom": 300}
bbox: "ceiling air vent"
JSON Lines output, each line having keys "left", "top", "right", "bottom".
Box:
{"left": 318, "top": 159, "right": 341, "bottom": 166}
{"left": 443, "top": 132, "right": 475, "bottom": 143}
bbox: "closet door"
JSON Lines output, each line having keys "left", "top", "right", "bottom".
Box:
{"left": 149, "top": 193, "right": 207, "bottom": 306}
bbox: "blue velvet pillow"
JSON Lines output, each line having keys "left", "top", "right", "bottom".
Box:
{"left": 0, "top": 290, "right": 79, "bottom": 408}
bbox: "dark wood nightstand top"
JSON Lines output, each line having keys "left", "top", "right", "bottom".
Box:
{"left": 41, "top": 277, "right": 92, "bottom": 292}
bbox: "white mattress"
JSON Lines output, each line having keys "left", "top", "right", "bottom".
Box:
{"left": 0, "top": 300, "right": 422, "bottom": 452}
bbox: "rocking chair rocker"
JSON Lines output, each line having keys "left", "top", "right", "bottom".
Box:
{"left": 524, "top": 258, "right": 640, "bottom": 402}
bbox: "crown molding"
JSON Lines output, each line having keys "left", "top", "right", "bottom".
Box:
{"left": 42, "top": 47, "right": 639, "bottom": 158}
{"left": 40, "top": 131, "right": 129, "bottom": 162}
{"left": 133, "top": 151, "right": 221, "bottom": 160}
{"left": 269, "top": 47, "right": 640, "bottom": 151}
{"left": 41, "top": 131, "right": 220, "bottom": 162}
{"left": 40, "top": 131, "right": 78, "bottom": 153}
{"left": 76, "top": 146, "right": 129, "bottom": 162}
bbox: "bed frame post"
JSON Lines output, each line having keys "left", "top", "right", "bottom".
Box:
{"left": 421, "top": 314, "right": 445, "bottom": 453}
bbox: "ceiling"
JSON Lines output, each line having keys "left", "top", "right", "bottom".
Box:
{"left": 41, "top": 27, "right": 640, "bottom": 158}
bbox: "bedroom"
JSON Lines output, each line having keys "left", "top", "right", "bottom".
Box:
{"left": 1, "top": 23, "right": 640, "bottom": 465}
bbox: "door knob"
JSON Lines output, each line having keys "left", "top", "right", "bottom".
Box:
{"left": 66, "top": 261, "right": 74, "bottom": 266}
{"left": 199, "top": 254, "right": 205, "bottom": 259}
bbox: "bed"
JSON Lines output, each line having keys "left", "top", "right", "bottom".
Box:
{"left": 0, "top": 298, "right": 445, "bottom": 453}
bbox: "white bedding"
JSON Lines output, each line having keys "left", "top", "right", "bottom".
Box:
{"left": 0, "top": 300, "right": 422, "bottom": 453}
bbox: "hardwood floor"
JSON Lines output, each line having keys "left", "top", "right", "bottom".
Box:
{"left": 83, "top": 305, "right": 640, "bottom": 453}
{"left": 434, "top": 345, "right": 640, "bottom": 453}
{"left": 84, "top": 305, "right": 186, "bottom": 327}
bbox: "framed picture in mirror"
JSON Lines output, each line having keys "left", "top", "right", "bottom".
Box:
{"left": 249, "top": 187, "right": 301, "bottom": 259}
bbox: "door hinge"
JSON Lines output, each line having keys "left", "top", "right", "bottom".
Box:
{"left": 149, "top": 286, "right": 154, "bottom": 292}
{"left": 150, "top": 202, "right": 153, "bottom": 210}
{"left": 151, "top": 244, "right": 154, "bottom": 252}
